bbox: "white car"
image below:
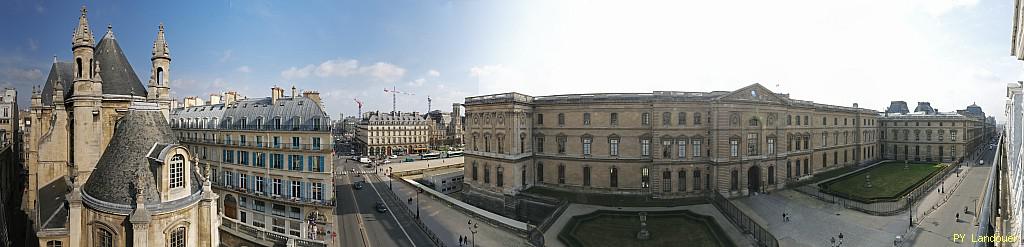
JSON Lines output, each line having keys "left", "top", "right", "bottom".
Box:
{"left": 389, "top": 155, "right": 398, "bottom": 159}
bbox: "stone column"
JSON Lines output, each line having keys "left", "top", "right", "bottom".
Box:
{"left": 68, "top": 184, "right": 83, "bottom": 247}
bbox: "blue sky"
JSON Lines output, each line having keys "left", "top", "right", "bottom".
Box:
{"left": 1, "top": 0, "right": 1021, "bottom": 121}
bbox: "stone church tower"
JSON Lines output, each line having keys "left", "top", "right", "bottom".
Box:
{"left": 25, "top": 6, "right": 220, "bottom": 247}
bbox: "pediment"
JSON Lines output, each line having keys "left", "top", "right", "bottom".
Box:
{"left": 715, "top": 83, "right": 789, "bottom": 105}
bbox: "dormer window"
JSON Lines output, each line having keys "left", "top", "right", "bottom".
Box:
{"left": 169, "top": 154, "right": 184, "bottom": 188}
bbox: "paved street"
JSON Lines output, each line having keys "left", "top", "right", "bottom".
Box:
{"left": 910, "top": 146, "right": 997, "bottom": 246}
{"left": 333, "top": 157, "right": 434, "bottom": 247}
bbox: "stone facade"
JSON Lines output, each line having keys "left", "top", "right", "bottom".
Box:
{"left": 0, "top": 88, "right": 17, "bottom": 145}
{"left": 354, "top": 111, "right": 430, "bottom": 157}
{"left": 424, "top": 103, "right": 465, "bottom": 150}
{"left": 878, "top": 101, "right": 990, "bottom": 163}
{"left": 26, "top": 7, "right": 211, "bottom": 247}
{"left": 170, "top": 87, "right": 334, "bottom": 246}
{"left": 461, "top": 84, "right": 883, "bottom": 209}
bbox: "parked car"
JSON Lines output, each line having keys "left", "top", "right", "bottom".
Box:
{"left": 375, "top": 201, "right": 389, "bottom": 213}
{"left": 389, "top": 155, "right": 398, "bottom": 159}
{"left": 404, "top": 157, "right": 415, "bottom": 162}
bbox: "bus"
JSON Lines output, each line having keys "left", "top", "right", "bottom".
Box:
{"left": 420, "top": 152, "right": 441, "bottom": 160}
{"left": 446, "top": 150, "right": 463, "bottom": 157}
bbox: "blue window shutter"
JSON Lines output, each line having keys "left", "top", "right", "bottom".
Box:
{"left": 288, "top": 155, "right": 293, "bottom": 170}
{"left": 308, "top": 156, "right": 314, "bottom": 171}
{"left": 302, "top": 182, "right": 309, "bottom": 199}
{"left": 318, "top": 156, "right": 325, "bottom": 172}
{"left": 297, "top": 155, "right": 304, "bottom": 171}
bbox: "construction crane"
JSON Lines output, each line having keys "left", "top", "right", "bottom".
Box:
{"left": 427, "top": 96, "right": 432, "bottom": 113}
{"left": 356, "top": 97, "right": 364, "bottom": 117}
{"left": 383, "top": 86, "right": 414, "bottom": 114}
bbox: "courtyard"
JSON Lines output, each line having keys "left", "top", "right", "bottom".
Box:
{"left": 558, "top": 210, "right": 736, "bottom": 247}
{"left": 820, "top": 162, "right": 946, "bottom": 202}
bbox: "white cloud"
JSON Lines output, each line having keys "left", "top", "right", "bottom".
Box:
{"left": 408, "top": 78, "right": 426, "bottom": 87}
{"left": 0, "top": 67, "right": 43, "bottom": 81}
{"left": 218, "top": 50, "right": 233, "bottom": 63}
{"left": 236, "top": 66, "right": 252, "bottom": 73}
{"left": 27, "top": 39, "right": 38, "bottom": 51}
{"left": 281, "top": 58, "right": 406, "bottom": 82}
{"left": 427, "top": 69, "right": 441, "bottom": 77}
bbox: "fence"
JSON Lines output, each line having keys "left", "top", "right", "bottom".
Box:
{"left": 706, "top": 192, "right": 779, "bottom": 247}
{"left": 794, "top": 161, "right": 961, "bottom": 216}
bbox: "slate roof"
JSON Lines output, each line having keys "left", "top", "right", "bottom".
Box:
{"left": 83, "top": 108, "right": 200, "bottom": 205}
{"left": 39, "top": 61, "right": 74, "bottom": 106}
{"left": 38, "top": 30, "right": 148, "bottom": 106}
{"left": 170, "top": 96, "right": 329, "bottom": 129}
{"left": 94, "top": 31, "right": 148, "bottom": 97}
{"left": 37, "top": 177, "right": 70, "bottom": 229}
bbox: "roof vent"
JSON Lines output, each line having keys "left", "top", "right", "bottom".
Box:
{"left": 298, "top": 101, "right": 304, "bottom": 105}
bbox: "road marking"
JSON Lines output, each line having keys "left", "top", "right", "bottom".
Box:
{"left": 344, "top": 168, "right": 373, "bottom": 247}
{"left": 366, "top": 173, "right": 418, "bottom": 247}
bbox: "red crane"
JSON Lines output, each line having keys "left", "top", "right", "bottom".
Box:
{"left": 353, "top": 98, "right": 363, "bottom": 117}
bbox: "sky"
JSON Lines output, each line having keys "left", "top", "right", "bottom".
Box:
{"left": 0, "top": 0, "right": 1021, "bottom": 122}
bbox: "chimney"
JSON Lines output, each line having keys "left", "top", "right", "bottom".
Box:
{"left": 303, "top": 90, "right": 321, "bottom": 105}
{"left": 291, "top": 86, "right": 297, "bottom": 98}
{"left": 224, "top": 91, "right": 239, "bottom": 105}
{"left": 209, "top": 94, "right": 222, "bottom": 105}
{"left": 852, "top": 103, "right": 858, "bottom": 108}
{"left": 271, "top": 86, "right": 284, "bottom": 104}
{"left": 183, "top": 96, "right": 198, "bottom": 107}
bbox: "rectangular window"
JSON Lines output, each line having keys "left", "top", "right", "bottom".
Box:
{"left": 273, "top": 136, "right": 281, "bottom": 148}
{"left": 496, "top": 167, "right": 504, "bottom": 187}
{"left": 312, "top": 137, "right": 321, "bottom": 150}
{"left": 662, "top": 140, "right": 672, "bottom": 158}
{"left": 610, "top": 113, "right": 618, "bottom": 126}
{"left": 535, "top": 136, "right": 545, "bottom": 153}
{"left": 679, "top": 171, "right": 687, "bottom": 192}
{"left": 678, "top": 112, "right": 686, "bottom": 125}
{"left": 583, "top": 138, "right": 592, "bottom": 155}
{"left": 610, "top": 167, "right": 618, "bottom": 187}
{"left": 557, "top": 165, "right": 565, "bottom": 184}
{"left": 583, "top": 113, "right": 591, "bottom": 126}
{"left": 240, "top": 174, "right": 248, "bottom": 190}
{"left": 483, "top": 165, "right": 491, "bottom": 184}
{"left": 694, "top": 113, "right": 702, "bottom": 125}
{"left": 642, "top": 113, "right": 651, "bottom": 125}
{"left": 747, "top": 133, "right": 759, "bottom": 155}
{"left": 662, "top": 112, "right": 671, "bottom": 126}
{"left": 951, "top": 130, "right": 957, "bottom": 141}
{"left": 536, "top": 114, "right": 544, "bottom": 124}
{"left": 292, "top": 137, "right": 300, "bottom": 149}
{"left": 255, "top": 176, "right": 264, "bottom": 193}
{"left": 273, "top": 179, "right": 282, "bottom": 195}
{"left": 291, "top": 181, "right": 301, "bottom": 199}
{"left": 677, "top": 140, "right": 687, "bottom": 158}
{"left": 557, "top": 136, "right": 566, "bottom": 154}
{"left": 767, "top": 137, "right": 776, "bottom": 154}
{"left": 662, "top": 171, "right": 671, "bottom": 192}
{"left": 692, "top": 139, "right": 702, "bottom": 157}
{"left": 312, "top": 182, "right": 323, "bottom": 201}
{"left": 730, "top": 139, "right": 739, "bottom": 157}
{"left": 641, "top": 139, "right": 651, "bottom": 156}
{"left": 169, "top": 156, "right": 184, "bottom": 188}
{"left": 583, "top": 166, "right": 591, "bottom": 186}
{"left": 610, "top": 138, "right": 620, "bottom": 156}
{"left": 558, "top": 113, "right": 565, "bottom": 126}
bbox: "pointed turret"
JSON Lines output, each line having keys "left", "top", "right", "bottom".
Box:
{"left": 71, "top": 5, "right": 94, "bottom": 49}
{"left": 149, "top": 23, "right": 172, "bottom": 119}
{"left": 152, "top": 23, "right": 170, "bottom": 60}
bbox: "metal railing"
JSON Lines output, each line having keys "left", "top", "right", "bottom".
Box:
{"left": 173, "top": 124, "right": 332, "bottom": 132}
{"left": 706, "top": 191, "right": 779, "bottom": 247}
{"left": 794, "top": 161, "right": 961, "bottom": 216}
{"left": 975, "top": 135, "right": 1002, "bottom": 247}
{"left": 378, "top": 175, "right": 446, "bottom": 247}
{"left": 220, "top": 213, "right": 327, "bottom": 247}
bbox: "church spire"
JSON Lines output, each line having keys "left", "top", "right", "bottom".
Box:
{"left": 72, "top": 5, "right": 94, "bottom": 48}
{"left": 152, "top": 23, "right": 170, "bottom": 60}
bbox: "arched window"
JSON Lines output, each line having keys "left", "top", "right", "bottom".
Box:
{"left": 76, "top": 58, "right": 83, "bottom": 78}
{"left": 157, "top": 67, "right": 165, "bottom": 85}
{"left": 170, "top": 154, "right": 185, "bottom": 188}
{"left": 170, "top": 226, "right": 186, "bottom": 247}
{"left": 95, "top": 228, "right": 113, "bottom": 247}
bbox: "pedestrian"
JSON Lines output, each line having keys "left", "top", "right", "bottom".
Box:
{"left": 956, "top": 213, "right": 960, "bottom": 222}
{"left": 831, "top": 236, "right": 836, "bottom": 247}
{"left": 782, "top": 213, "right": 786, "bottom": 222}
{"left": 965, "top": 206, "right": 969, "bottom": 214}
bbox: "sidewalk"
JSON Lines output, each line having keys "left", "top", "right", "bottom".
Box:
{"left": 372, "top": 172, "right": 529, "bottom": 247}
{"left": 909, "top": 164, "right": 991, "bottom": 246}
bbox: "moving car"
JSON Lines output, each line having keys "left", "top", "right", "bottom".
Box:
{"left": 389, "top": 155, "right": 398, "bottom": 159}
{"left": 375, "top": 201, "right": 389, "bottom": 213}
{"left": 353, "top": 181, "right": 364, "bottom": 190}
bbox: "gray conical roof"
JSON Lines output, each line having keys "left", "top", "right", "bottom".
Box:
{"left": 83, "top": 109, "right": 197, "bottom": 205}
{"left": 95, "top": 29, "right": 148, "bottom": 97}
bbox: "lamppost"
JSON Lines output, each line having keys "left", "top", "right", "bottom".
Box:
{"left": 416, "top": 187, "right": 422, "bottom": 219}
{"left": 908, "top": 196, "right": 913, "bottom": 227}
{"left": 468, "top": 220, "right": 479, "bottom": 247}
{"left": 388, "top": 167, "right": 394, "bottom": 190}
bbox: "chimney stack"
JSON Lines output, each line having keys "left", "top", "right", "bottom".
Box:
{"left": 209, "top": 94, "right": 222, "bottom": 105}
{"left": 271, "top": 86, "right": 285, "bottom": 104}
{"left": 224, "top": 91, "right": 239, "bottom": 105}
{"left": 291, "top": 86, "right": 297, "bottom": 98}
{"left": 302, "top": 90, "right": 321, "bottom": 105}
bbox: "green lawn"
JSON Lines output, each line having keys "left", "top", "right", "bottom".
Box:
{"left": 822, "top": 162, "right": 945, "bottom": 201}
{"left": 560, "top": 210, "right": 735, "bottom": 247}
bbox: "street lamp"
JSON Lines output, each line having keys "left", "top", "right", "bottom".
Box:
{"left": 389, "top": 167, "right": 394, "bottom": 190}
{"left": 468, "top": 220, "right": 479, "bottom": 247}
{"left": 416, "top": 187, "right": 422, "bottom": 219}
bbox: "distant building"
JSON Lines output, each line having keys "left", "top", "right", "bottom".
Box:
{"left": 424, "top": 103, "right": 465, "bottom": 149}
{"left": 462, "top": 83, "right": 882, "bottom": 215}
{"left": 170, "top": 86, "right": 335, "bottom": 245}
{"left": 878, "top": 101, "right": 990, "bottom": 162}
{"left": 0, "top": 88, "right": 17, "bottom": 145}
{"left": 354, "top": 111, "right": 429, "bottom": 157}
{"left": 419, "top": 168, "right": 465, "bottom": 194}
